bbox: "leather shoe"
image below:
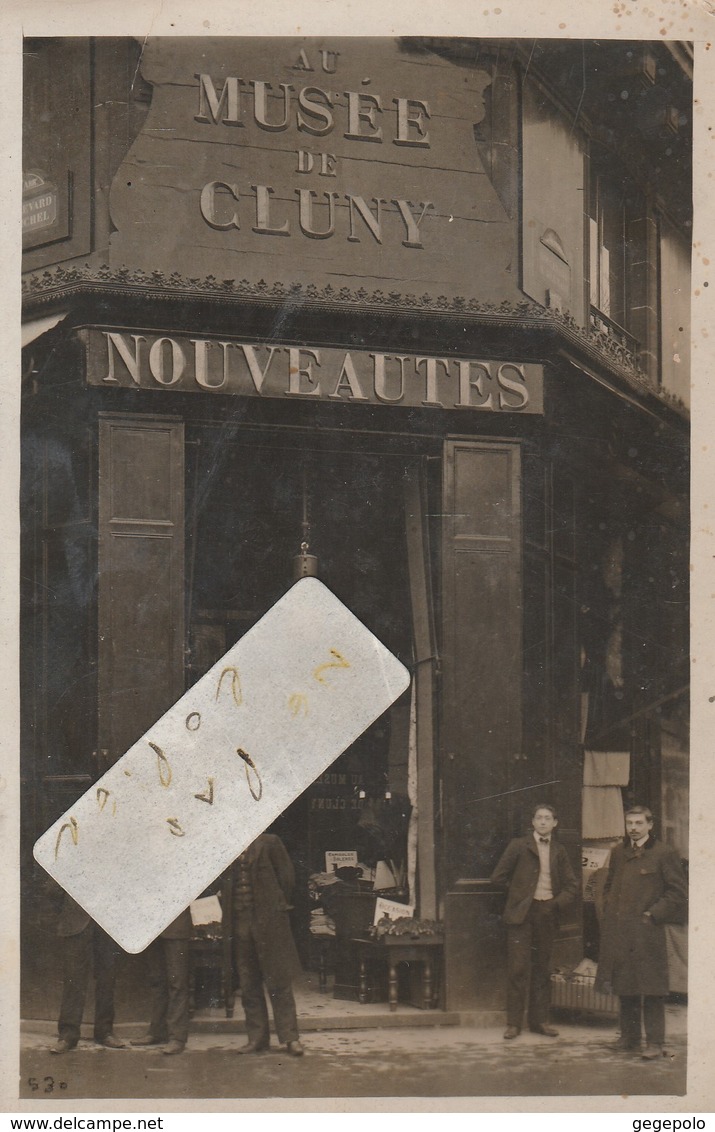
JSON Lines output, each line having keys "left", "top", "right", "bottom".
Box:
{"left": 98, "top": 1034, "right": 126, "bottom": 1049}
{"left": 131, "top": 1034, "right": 166, "bottom": 1047}
{"left": 286, "top": 1040, "right": 305, "bottom": 1057}
{"left": 642, "top": 1044, "right": 665, "bottom": 1060}
{"left": 49, "top": 1039, "right": 75, "bottom": 1055}
{"left": 503, "top": 1026, "right": 520, "bottom": 1039}
{"left": 162, "top": 1040, "right": 185, "bottom": 1056}
{"left": 530, "top": 1024, "right": 559, "bottom": 1037}
{"left": 236, "top": 1041, "right": 269, "bottom": 1055}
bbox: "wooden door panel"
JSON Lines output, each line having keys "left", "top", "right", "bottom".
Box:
{"left": 98, "top": 415, "right": 184, "bottom": 766}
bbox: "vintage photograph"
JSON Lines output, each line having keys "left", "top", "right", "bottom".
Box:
{"left": 18, "top": 30, "right": 692, "bottom": 1103}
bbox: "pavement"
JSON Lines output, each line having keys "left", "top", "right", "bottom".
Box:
{"left": 19, "top": 1003, "right": 688, "bottom": 1102}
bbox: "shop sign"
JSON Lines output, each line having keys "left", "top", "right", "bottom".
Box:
{"left": 22, "top": 170, "right": 58, "bottom": 239}
{"left": 86, "top": 328, "right": 544, "bottom": 414}
{"left": 108, "top": 39, "right": 523, "bottom": 307}
{"left": 34, "top": 577, "right": 410, "bottom": 953}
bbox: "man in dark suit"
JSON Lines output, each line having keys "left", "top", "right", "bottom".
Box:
{"left": 131, "top": 908, "right": 192, "bottom": 1056}
{"left": 596, "top": 804, "right": 687, "bottom": 1059}
{"left": 50, "top": 892, "right": 126, "bottom": 1054}
{"left": 232, "top": 832, "right": 304, "bottom": 1057}
{"left": 490, "top": 803, "right": 578, "bottom": 1040}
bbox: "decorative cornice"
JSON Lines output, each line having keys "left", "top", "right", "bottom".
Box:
{"left": 22, "top": 263, "right": 688, "bottom": 420}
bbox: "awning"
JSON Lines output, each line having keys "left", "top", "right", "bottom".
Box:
{"left": 22, "top": 311, "right": 68, "bottom": 349}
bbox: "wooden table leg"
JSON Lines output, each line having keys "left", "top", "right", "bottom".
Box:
{"left": 388, "top": 961, "right": 398, "bottom": 1011}
{"left": 358, "top": 956, "right": 368, "bottom": 1004}
{"left": 318, "top": 943, "right": 327, "bottom": 993}
{"left": 423, "top": 959, "right": 433, "bottom": 1009}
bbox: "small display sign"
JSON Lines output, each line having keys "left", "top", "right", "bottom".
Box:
{"left": 34, "top": 578, "right": 410, "bottom": 953}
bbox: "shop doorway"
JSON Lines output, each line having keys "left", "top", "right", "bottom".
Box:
{"left": 185, "top": 429, "right": 423, "bottom": 960}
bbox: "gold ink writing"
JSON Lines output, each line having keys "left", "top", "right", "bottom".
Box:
{"left": 216, "top": 666, "right": 243, "bottom": 706}
{"left": 194, "top": 778, "right": 215, "bottom": 805}
{"left": 288, "top": 692, "right": 309, "bottom": 716}
{"left": 236, "top": 748, "right": 263, "bottom": 802}
{"left": 54, "top": 816, "right": 79, "bottom": 859}
{"left": 149, "top": 741, "right": 172, "bottom": 787}
{"left": 96, "top": 788, "right": 110, "bottom": 812}
{"left": 166, "top": 818, "right": 186, "bottom": 837}
{"left": 313, "top": 648, "right": 350, "bottom": 685}
{"left": 186, "top": 711, "right": 201, "bottom": 731}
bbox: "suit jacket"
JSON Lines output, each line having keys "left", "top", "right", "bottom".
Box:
{"left": 160, "top": 908, "right": 193, "bottom": 941}
{"left": 232, "top": 833, "right": 302, "bottom": 980}
{"left": 57, "top": 892, "right": 92, "bottom": 938}
{"left": 490, "top": 833, "right": 578, "bottom": 925}
{"left": 596, "top": 836, "right": 687, "bottom": 997}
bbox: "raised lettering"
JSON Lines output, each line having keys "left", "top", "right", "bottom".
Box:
{"left": 416, "top": 356, "right": 450, "bottom": 406}
{"left": 320, "top": 153, "right": 338, "bottom": 176}
{"left": 103, "top": 332, "right": 146, "bottom": 385}
{"left": 191, "top": 339, "right": 232, "bottom": 390}
{"left": 194, "top": 74, "right": 242, "bottom": 125}
{"left": 345, "top": 91, "right": 383, "bottom": 141}
{"left": 251, "top": 81, "right": 292, "bottom": 132}
{"left": 296, "top": 150, "right": 314, "bottom": 173}
{"left": 240, "top": 344, "right": 279, "bottom": 393}
{"left": 372, "top": 354, "right": 408, "bottom": 403}
{"left": 296, "top": 87, "right": 334, "bottom": 136}
{"left": 328, "top": 355, "right": 368, "bottom": 400}
{"left": 394, "top": 98, "right": 431, "bottom": 147}
{"left": 497, "top": 363, "right": 530, "bottom": 410}
{"left": 297, "top": 189, "right": 338, "bottom": 239}
{"left": 321, "top": 50, "right": 340, "bottom": 73}
{"left": 457, "top": 360, "right": 493, "bottom": 408}
{"left": 393, "top": 199, "right": 433, "bottom": 248}
{"left": 149, "top": 338, "right": 185, "bottom": 386}
{"left": 200, "top": 181, "right": 240, "bottom": 230}
{"left": 293, "top": 49, "right": 314, "bottom": 72}
{"left": 252, "top": 185, "right": 290, "bottom": 235}
{"left": 287, "top": 347, "right": 321, "bottom": 396}
{"left": 347, "top": 195, "right": 384, "bottom": 243}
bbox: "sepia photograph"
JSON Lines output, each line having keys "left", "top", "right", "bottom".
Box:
{"left": 8, "top": 3, "right": 712, "bottom": 1113}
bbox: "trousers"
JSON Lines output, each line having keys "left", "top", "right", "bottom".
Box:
{"left": 505, "top": 900, "right": 556, "bottom": 1029}
{"left": 234, "top": 913, "right": 299, "bottom": 1046}
{"left": 58, "top": 923, "right": 118, "bottom": 1045}
{"left": 619, "top": 995, "right": 666, "bottom": 1046}
{"left": 145, "top": 938, "right": 190, "bottom": 1044}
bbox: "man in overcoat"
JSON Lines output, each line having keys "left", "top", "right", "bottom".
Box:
{"left": 131, "top": 907, "right": 192, "bottom": 1055}
{"left": 596, "top": 805, "right": 687, "bottom": 1059}
{"left": 490, "top": 803, "right": 578, "bottom": 1039}
{"left": 49, "top": 891, "right": 126, "bottom": 1054}
{"left": 232, "top": 832, "right": 304, "bottom": 1057}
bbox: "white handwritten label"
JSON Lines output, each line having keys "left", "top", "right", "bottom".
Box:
{"left": 34, "top": 578, "right": 410, "bottom": 952}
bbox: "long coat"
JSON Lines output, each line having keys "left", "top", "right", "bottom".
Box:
{"left": 490, "top": 833, "right": 578, "bottom": 925}
{"left": 596, "top": 836, "right": 687, "bottom": 997}
{"left": 232, "top": 833, "right": 302, "bottom": 981}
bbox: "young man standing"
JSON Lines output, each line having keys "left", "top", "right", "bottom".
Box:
{"left": 596, "top": 804, "right": 687, "bottom": 1059}
{"left": 491, "top": 804, "right": 578, "bottom": 1040}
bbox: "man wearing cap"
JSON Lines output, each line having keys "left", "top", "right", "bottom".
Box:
{"left": 491, "top": 803, "right": 578, "bottom": 1040}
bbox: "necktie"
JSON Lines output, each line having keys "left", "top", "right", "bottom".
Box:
{"left": 631, "top": 840, "right": 639, "bottom": 850}
{"left": 540, "top": 837, "right": 549, "bottom": 844}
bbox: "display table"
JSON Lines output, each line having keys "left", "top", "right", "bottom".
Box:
{"left": 351, "top": 935, "right": 443, "bottom": 1011}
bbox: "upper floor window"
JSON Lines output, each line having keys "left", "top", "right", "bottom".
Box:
{"left": 589, "top": 168, "right": 627, "bottom": 329}
{"left": 588, "top": 158, "right": 647, "bottom": 359}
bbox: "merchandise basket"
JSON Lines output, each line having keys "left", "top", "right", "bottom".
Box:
{"left": 550, "top": 973, "right": 618, "bottom": 1017}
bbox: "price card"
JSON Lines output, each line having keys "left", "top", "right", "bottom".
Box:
{"left": 33, "top": 578, "right": 410, "bottom": 953}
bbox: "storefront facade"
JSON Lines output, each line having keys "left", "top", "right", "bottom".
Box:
{"left": 22, "top": 37, "right": 690, "bottom": 1013}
